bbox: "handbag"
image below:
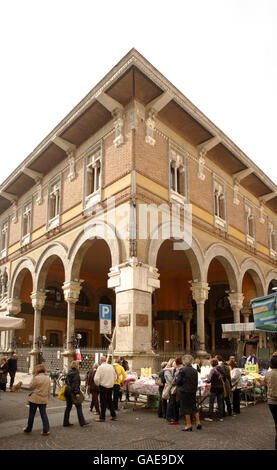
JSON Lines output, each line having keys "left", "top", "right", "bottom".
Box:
{"left": 162, "top": 383, "right": 172, "bottom": 400}
{"left": 217, "top": 370, "right": 228, "bottom": 398}
{"left": 57, "top": 384, "right": 67, "bottom": 401}
{"left": 71, "top": 391, "right": 85, "bottom": 406}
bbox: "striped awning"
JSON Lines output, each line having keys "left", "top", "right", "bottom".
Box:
{"left": 251, "top": 294, "right": 277, "bottom": 333}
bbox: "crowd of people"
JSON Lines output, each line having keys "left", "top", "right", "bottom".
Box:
{"left": 0, "top": 350, "right": 276, "bottom": 449}
{"left": 156, "top": 352, "right": 277, "bottom": 448}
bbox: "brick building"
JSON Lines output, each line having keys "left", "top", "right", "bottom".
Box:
{"left": 0, "top": 49, "right": 277, "bottom": 372}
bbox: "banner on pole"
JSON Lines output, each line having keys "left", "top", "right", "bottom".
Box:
{"left": 251, "top": 294, "right": 277, "bottom": 333}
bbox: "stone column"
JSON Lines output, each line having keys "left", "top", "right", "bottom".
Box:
{"left": 228, "top": 293, "right": 245, "bottom": 357}
{"left": 62, "top": 281, "right": 83, "bottom": 371}
{"left": 190, "top": 282, "right": 210, "bottom": 357}
{"left": 7, "top": 298, "right": 21, "bottom": 353}
{"left": 241, "top": 302, "right": 252, "bottom": 341}
{"left": 208, "top": 316, "right": 216, "bottom": 353}
{"left": 30, "top": 291, "right": 46, "bottom": 372}
{"left": 228, "top": 292, "right": 244, "bottom": 323}
{"left": 181, "top": 309, "right": 193, "bottom": 352}
{"left": 108, "top": 257, "right": 160, "bottom": 374}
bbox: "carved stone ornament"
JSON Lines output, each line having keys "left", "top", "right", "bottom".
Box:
{"left": 31, "top": 291, "right": 46, "bottom": 311}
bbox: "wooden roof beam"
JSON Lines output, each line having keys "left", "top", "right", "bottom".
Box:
{"left": 197, "top": 136, "right": 221, "bottom": 157}
{"left": 51, "top": 136, "right": 77, "bottom": 154}
{"left": 259, "top": 191, "right": 277, "bottom": 204}
{"left": 22, "top": 167, "right": 43, "bottom": 182}
{"left": 232, "top": 167, "right": 254, "bottom": 184}
{"left": 0, "top": 191, "right": 17, "bottom": 203}
{"left": 96, "top": 92, "right": 123, "bottom": 113}
{"left": 145, "top": 91, "right": 173, "bottom": 113}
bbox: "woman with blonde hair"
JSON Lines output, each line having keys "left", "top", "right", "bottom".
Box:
{"left": 23, "top": 364, "right": 51, "bottom": 436}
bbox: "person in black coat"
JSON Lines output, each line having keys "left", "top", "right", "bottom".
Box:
{"left": 7, "top": 354, "right": 18, "bottom": 390}
{"left": 0, "top": 357, "right": 8, "bottom": 392}
{"left": 176, "top": 354, "right": 202, "bottom": 431}
{"left": 63, "top": 361, "right": 90, "bottom": 427}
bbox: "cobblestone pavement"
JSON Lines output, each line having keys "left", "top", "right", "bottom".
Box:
{"left": 0, "top": 389, "right": 275, "bottom": 451}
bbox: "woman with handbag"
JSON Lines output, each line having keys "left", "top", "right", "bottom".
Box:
{"left": 23, "top": 364, "right": 51, "bottom": 435}
{"left": 230, "top": 360, "right": 242, "bottom": 415}
{"left": 63, "top": 361, "right": 90, "bottom": 427}
{"left": 166, "top": 357, "right": 183, "bottom": 425}
{"left": 0, "top": 357, "right": 8, "bottom": 392}
{"left": 87, "top": 363, "right": 100, "bottom": 415}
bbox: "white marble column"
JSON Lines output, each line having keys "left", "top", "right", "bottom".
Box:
{"left": 7, "top": 298, "right": 21, "bottom": 353}
{"left": 108, "top": 257, "right": 160, "bottom": 373}
{"left": 30, "top": 291, "right": 46, "bottom": 372}
{"left": 228, "top": 292, "right": 244, "bottom": 323}
{"left": 62, "top": 281, "right": 83, "bottom": 371}
{"left": 190, "top": 282, "right": 210, "bottom": 356}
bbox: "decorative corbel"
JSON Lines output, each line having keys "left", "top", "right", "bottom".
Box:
{"left": 113, "top": 108, "right": 124, "bottom": 147}
{"left": 145, "top": 109, "right": 156, "bottom": 146}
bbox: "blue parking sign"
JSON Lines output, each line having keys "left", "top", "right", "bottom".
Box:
{"left": 99, "top": 304, "right": 112, "bottom": 320}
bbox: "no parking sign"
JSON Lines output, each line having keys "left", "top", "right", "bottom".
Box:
{"left": 99, "top": 304, "right": 112, "bottom": 335}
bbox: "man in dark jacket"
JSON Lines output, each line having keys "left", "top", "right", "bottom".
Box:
{"left": 7, "top": 354, "right": 17, "bottom": 390}
{"left": 204, "top": 358, "right": 226, "bottom": 422}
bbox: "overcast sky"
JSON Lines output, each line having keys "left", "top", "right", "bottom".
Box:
{"left": 0, "top": 0, "right": 276, "bottom": 187}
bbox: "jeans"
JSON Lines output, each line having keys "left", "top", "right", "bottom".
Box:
{"left": 9, "top": 371, "right": 16, "bottom": 389}
{"left": 268, "top": 404, "right": 277, "bottom": 450}
{"left": 25, "top": 403, "right": 50, "bottom": 433}
{"left": 99, "top": 386, "right": 116, "bottom": 420}
{"left": 232, "top": 389, "right": 241, "bottom": 414}
{"left": 166, "top": 394, "right": 179, "bottom": 422}
{"left": 113, "top": 384, "right": 120, "bottom": 410}
{"left": 158, "top": 386, "right": 167, "bottom": 418}
{"left": 208, "top": 390, "right": 224, "bottom": 419}
{"left": 63, "top": 395, "right": 86, "bottom": 426}
{"left": 223, "top": 395, "right": 233, "bottom": 416}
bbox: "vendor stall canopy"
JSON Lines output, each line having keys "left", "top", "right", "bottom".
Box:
{"left": 221, "top": 322, "right": 256, "bottom": 338}
{"left": 0, "top": 315, "right": 25, "bottom": 331}
{"left": 251, "top": 293, "right": 277, "bottom": 333}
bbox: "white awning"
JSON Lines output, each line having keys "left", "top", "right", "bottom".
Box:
{"left": 222, "top": 322, "right": 256, "bottom": 333}
{"left": 0, "top": 315, "right": 25, "bottom": 331}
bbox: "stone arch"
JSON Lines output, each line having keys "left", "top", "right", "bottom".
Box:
{"left": 265, "top": 269, "right": 277, "bottom": 294}
{"left": 9, "top": 257, "right": 36, "bottom": 299}
{"left": 34, "top": 242, "right": 69, "bottom": 291}
{"left": 68, "top": 220, "right": 120, "bottom": 281}
{"left": 147, "top": 221, "right": 204, "bottom": 281}
{"left": 204, "top": 243, "right": 240, "bottom": 292}
{"left": 239, "top": 258, "right": 266, "bottom": 297}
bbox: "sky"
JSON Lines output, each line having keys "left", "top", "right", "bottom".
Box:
{"left": 0, "top": 0, "right": 276, "bottom": 187}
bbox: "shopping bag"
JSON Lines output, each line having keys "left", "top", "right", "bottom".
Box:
{"left": 57, "top": 384, "right": 67, "bottom": 401}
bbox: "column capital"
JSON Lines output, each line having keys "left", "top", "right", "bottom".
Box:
{"left": 108, "top": 258, "right": 160, "bottom": 294}
{"left": 180, "top": 308, "right": 193, "bottom": 322}
{"left": 62, "top": 280, "right": 83, "bottom": 303}
{"left": 31, "top": 291, "right": 46, "bottom": 310}
{"left": 228, "top": 292, "right": 244, "bottom": 310}
{"left": 190, "top": 281, "right": 210, "bottom": 304}
{"left": 7, "top": 298, "right": 21, "bottom": 316}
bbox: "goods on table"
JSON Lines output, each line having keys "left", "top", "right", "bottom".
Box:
{"left": 128, "top": 377, "right": 159, "bottom": 396}
{"left": 124, "top": 371, "right": 137, "bottom": 383}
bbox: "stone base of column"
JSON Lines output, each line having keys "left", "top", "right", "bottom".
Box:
{"left": 29, "top": 349, "right": 40, "bottom": 373}
{"left": 195, "top": 349, "right": 210, "bottom": 359}
{"left": 114, "top": 351, "right": 160, "bottom": 375}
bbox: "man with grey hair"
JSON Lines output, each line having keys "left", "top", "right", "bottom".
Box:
{"left": 94, "top": 355, "right": 117, "bottom": 422}
{"left": 176, "top": 355, "right": 202, "bottom": 431}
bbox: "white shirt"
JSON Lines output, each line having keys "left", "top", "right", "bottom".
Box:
{"left": 94, "top": 362, "right": 117, "bottom": 389}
